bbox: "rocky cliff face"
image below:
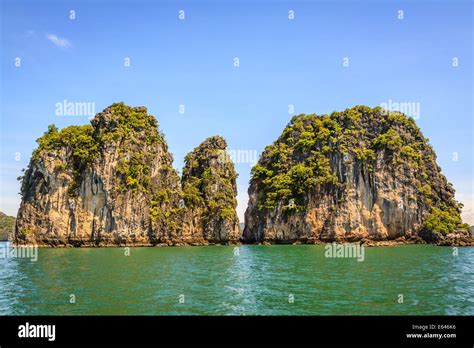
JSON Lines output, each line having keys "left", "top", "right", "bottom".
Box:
{"left": 15, "top": 103, "right": 239, "bottom": 246}
{"left": 15, "top": 104, "right": 471, "bottom": 247}
{"left": 243, "top": 106, "right": 472, "bottom": 246}
{"left": 181, "top": 136, "right": 240, "bottom": 244}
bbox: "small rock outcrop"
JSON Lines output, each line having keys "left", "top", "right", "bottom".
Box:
{"left": 243, "top": 106, "right": 472, "bottom": 246}
{"left": 15, "top": 103, "right": 239, "bottom": 246}
{"left": 181, "top": 136, "right": 240, "bottom": 244}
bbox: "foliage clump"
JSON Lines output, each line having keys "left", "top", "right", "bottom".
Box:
{"left": 92, "top": 102, "right": 162, "bottom": 146}
{"left": 33, "top": 124, "right": 99, "bottom": 165}
{"left": 422, "top": 204, "right": 470, "bottom": 235}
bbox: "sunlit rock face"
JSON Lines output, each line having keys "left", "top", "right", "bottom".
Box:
{"left": 15, "top": 103, "right": 240, "bottom": 246}
{"left": 243, "top": 106, "right": 472, "bottom": 246}
{"left": 181, "top": 136, "right": 240, "bottom": 244}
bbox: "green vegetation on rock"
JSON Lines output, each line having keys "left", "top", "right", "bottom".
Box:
{"left": 33, "top": 124, "right": 99, "bottom": 164}
{"left": 93, "top": 103, "right": 168, "bottom": 194}
{"left": 29, "top": 124, "right": 99, "bottom": 196}
{"left": 422, "top": 204, "right": 470, "bottom": 235}
{"left": 92, "top": 102, "right": 162, "bottom": 146}
{"left": 0, "top": 212, "right": 15, "bottom": 240}
{"left": 23, "top": 103, "right": 169, "bottom": 197}
{"left": 250, "top": 106, "right": 465, "bottom": 233}
{"left": 182, "top": 136, "right": 238, "bottom": 221}
{"left": 16, "top": 102, "right": 240, "bottom": 246}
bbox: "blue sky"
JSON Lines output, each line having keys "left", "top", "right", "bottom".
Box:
{"left": 1, "top": 0, "right": 472, "bottom": 223}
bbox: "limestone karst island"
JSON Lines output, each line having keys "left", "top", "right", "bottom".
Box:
{"left": 14, "top": 103, "right": 473, "bottom": 247}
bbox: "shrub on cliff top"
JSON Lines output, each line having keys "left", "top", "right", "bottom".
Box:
{"left": 33, "top": 124, "right": 99, "bottom": 165}
{"left": 95, "top": 102, "right": 162, "bottom": 146}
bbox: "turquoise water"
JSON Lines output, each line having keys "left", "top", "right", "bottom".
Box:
{"left": 0, "top": 242, "right": 473, "bottom": 315}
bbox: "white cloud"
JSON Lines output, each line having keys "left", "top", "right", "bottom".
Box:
{"left": 46, "top": 33, "right": 72, "bottom": 49}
